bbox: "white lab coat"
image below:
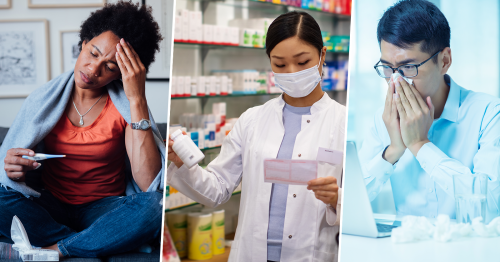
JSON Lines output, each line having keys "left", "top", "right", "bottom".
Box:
{"left": 167, "top": 93, "right": 345, "bottom": 262}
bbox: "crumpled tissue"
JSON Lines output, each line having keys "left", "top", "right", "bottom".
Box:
{"left": 433, "top": 215, "right": 472, "bottom": 242}
{"left": 472, "top": 216, "right": 500, "bottom": 237}
{"left": 392, "top": 214, "right": 500, "bottom": 243}
{"left": 391, "top": 216, "right": 435, "bottom": 243}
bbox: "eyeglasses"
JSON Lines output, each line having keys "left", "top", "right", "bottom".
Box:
{"left": 374, "top": 50, "right": 441, "bottom": 78}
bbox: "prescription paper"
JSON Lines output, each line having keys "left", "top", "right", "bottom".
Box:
{"left": 316, "top": 147, "right": 343, "bottom": 165}
{"left": 264, "top": 159, "right": 318, "bottom": 185}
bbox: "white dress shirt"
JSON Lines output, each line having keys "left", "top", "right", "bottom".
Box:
{"left": 360, "top": 75, "right": 500, "bottom": 221}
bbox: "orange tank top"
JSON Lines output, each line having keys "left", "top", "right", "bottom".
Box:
{"left": 42, "top": 95, "right": 128, "bottom": 205}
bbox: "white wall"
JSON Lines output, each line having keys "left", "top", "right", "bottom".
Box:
{"left": 0, "top": 0, "right": 171, "bottom": 127}
{"left": 440, "top": 0, "right": 499, "bottom": 97}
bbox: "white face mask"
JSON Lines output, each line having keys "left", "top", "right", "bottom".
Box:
{"left": 273, "top": 50, "right": 323, "bottom": 98}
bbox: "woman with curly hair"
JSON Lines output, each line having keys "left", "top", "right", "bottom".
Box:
{"left": 0, "top": 1, "right": 165, "bottom": 258}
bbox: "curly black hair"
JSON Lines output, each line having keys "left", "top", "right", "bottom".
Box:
{"left": 78, "top": 0, "right": 163, "bottom": 73}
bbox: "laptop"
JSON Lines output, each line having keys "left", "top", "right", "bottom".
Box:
{"left": 341, "top": 141, "right": 399, "bottom": 238}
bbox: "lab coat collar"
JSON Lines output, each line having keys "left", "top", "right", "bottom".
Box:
{"left": 439, "top": 74, "right": 460, "bottom": 123}
{"left": 276, "top": 92, "right": 333, "bottom": 115}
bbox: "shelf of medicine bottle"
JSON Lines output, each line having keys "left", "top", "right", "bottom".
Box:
{"left": 173, "top": 41, "right": 349, "bottom": 54}
{"left": 171, "top": 93, "right": 283, "bottom": 100}
{"left": 174, "top": 41, "right": 264, "bottom": 50}
{"left": 248, "top": 0, "right": 351, "bottom": 17}
{"left": 171, "top": 90, "right": 344, "bottom": 101}
{"left": 165, "top": 191, "right": 242, "bottom": 212}
{"left": 182, "top": 0, "right": 351, "bottom": 18}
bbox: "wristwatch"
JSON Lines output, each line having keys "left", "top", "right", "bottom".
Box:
{"left": 131, "top": 119, "right": 151, "bottom": 130}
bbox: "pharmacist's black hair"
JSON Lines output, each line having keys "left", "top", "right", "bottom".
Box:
{"left": 78, "top": 0, "right": 163, "bottom": 73}
{"left": 377, "top": 0, "right": 450, "bottom": 63}
{"left": 265, "top": 11, "right": 324, "bottom": 57}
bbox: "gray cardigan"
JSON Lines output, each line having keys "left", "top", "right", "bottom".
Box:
{"left": 0, "top": 70, "right": 166, "bottom": 198}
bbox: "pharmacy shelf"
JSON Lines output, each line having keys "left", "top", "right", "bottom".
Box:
{"left": 247, "top": 0, "right": 351, "bottom": 18}
{"left": 171, "top": 90, "right": 346, "bottom": 113}
{"left": 201, "top": 146, "right": 222, "bottom": 151}
{"left": 171, "top": 90, "right": 345, "bottom": 101}
{"left": 171, "top": 92, "right": 282, "bottom": 100}
{"left": 171, "top": 93, "right": 284, "bottom": 114}
{"left": 166, "top": 191, "right": 242, "bottom": 212}
{"left": 174, "top": 41, "right": 349, "bottom": 53}
{"left": 184, "top": 0, "right": 351, "bottom": 18}
{"left": 174, "top": 41, "right": 263, "bottom": 49}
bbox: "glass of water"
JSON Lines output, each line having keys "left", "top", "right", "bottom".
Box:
{"left": 453, "top": 173, "right": 488, "bottom": 223}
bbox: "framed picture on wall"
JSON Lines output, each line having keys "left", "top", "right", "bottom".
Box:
{"left": 0, "top": 0, "right": 11, "bottom": 9}
{"left": 0, "top": 19, "right": 50, "bottom": 98}
{"left": 28, "top": 0, "right": 106, "bottom": 8}
{"left": 60, "top": 30, "right": 80, "bottom": 73}
{"left": 143, "top": 0, "right": 172, "bottom": 81}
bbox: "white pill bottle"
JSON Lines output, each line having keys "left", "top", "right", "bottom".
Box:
{"left": 171, "top": 129, "right": 205, "bottom": 168}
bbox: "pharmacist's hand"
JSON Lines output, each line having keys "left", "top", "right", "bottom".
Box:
{"left": 115, "top": 38, "right": 146, "bottom": 104}
{"left": 394, "top": 77, "right": 434, "bottom": 156}
{"left": 382, "top": 78, "right": 406, "bottom": 164}
{"left": 307, "top": 176, "right": 338, "bottom": 208}
{"left": 4, "top": 148, "right": 40, "bottom": 182}
{"left": 168, "top": 131, "right": 187, "bottom": 168}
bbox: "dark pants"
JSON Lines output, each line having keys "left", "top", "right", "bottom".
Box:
{"left": 0, "top": 186, "right": 163, "bottom": 258}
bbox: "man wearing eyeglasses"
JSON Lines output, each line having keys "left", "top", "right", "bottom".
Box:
{"left": 358, "top": 0, "right": 500, "bottom": 220}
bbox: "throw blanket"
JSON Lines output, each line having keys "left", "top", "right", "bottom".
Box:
{"left": 0, "top": 70, "right": 166, "bottom": 197}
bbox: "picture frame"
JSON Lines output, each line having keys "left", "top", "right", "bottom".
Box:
{"left": 60, "top": 30, "right": 80, "bottom": 74}
{"left": 0, "top": 19, "right": 51, "bottom": 98}
{"left": 143, "top": 0, "right": 172, "bottom": 81}
{"left": 0, "top": 0, "right": 11, "bottom": 9}
{"left": 28, "top": 0, "right": 106, "bottom": 8}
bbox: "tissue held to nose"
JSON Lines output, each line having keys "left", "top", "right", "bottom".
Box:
{"left": 392, "top": 214, "right": 500, "bottom": 243}
{"left": 390, "top": 72, "right": 413, "bottom": 95}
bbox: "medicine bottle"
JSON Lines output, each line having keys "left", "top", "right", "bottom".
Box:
{"left": 171, "top": 129, "right": 205, "bottom": 168}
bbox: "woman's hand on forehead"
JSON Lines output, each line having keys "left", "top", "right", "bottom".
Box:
{"left": 115, "top": 38, "right": 147, "bottom": 102}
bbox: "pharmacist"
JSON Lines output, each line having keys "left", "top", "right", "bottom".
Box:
{"left": 168, "top": 11, "right": 344, "bottom": 262}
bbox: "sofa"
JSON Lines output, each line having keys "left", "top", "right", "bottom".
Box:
{"left": 0, "top": 124, "right": 167, "bottom": 262}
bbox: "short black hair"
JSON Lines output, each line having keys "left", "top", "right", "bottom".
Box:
{"left": 266, "top": 11, "right": 323, "bottom": 57}
{"left": 78, "top": 0, "right": 163, "bottom": 73}
{"left": 377, "top": 0, "right": 450, "bottom": 63}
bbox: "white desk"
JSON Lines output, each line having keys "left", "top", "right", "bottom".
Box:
{"left": 340, "top": 214, "right": 500, "bottom": 262}
{"left": 340, "top": 232, "right": 500, "bottom": 262}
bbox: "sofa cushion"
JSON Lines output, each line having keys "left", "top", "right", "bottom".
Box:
{"left": 63, "top": 258, "right": 104, "bottom": 262}
{"left": 0, "top": 127, "right": 8, "bottom": 146}
{"left": 0, "top": 236, "right": 13, "bottom": 244}
{"left": 156, "top": 123, "right": 167, "bottom": 140}
{"left": 107, "top": 249, "right": 161, "bottom": 262}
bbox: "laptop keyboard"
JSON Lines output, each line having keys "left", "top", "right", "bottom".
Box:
{"left": 376, "top": 223, "right": 397, "bottom": 233}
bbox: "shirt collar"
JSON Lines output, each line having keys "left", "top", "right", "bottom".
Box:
{"left": 439, "top": 74, "right": 461, "bottom": 123}
{"left": 276, "top": 92, "right": 333, "bottom": 114}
